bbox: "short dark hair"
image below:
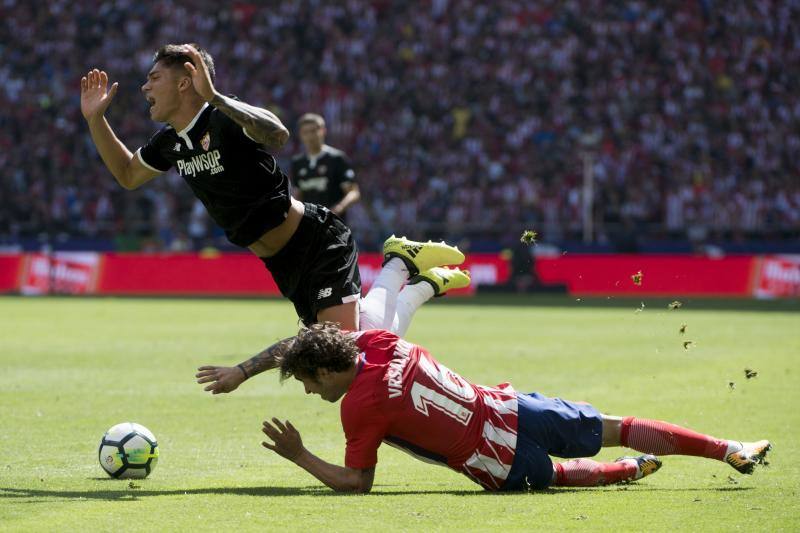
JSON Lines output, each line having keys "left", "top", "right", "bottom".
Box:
{"left": 279, "top": 323, "right": 359, "bottom": 382}
{"left": 297, "top": 113, "right": 325, "bottom": 129}
{"left": 153, "top": 43, "right": 215, "bottom": 82}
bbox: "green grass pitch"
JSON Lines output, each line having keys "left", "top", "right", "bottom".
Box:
{"left": 1, "top": 295, "right": 798, "bottom": 531}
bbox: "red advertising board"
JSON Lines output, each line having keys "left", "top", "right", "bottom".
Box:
{"left": 96, "top": 252, "right": 509, "bottom": 296}
{"left": 0, "top": 251, "right": 793, "bottom": 298}
{"left": 0, "top": 254, "right": 23, "bottom": 292}
{"left": 19, "top": 252, "right": 102, "bottom": 295}
{"left": 751, "top": 255, "right": 800, "bottom": 299}
{"left": 358, "top": 254, "right": 510, "bottom": 296}
{"left": 98, "top": 252, "right": 278, "bottom": 295}
{"left": 534, "top": 254, "right": 755, "bottom": 297}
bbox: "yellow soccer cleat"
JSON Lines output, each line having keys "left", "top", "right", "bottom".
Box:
{"left": 725, "top": 440, "right": 771, "bottom": 474}
{"left": 383, "top": 235, "right": 465, "bottom": 277}
{"left": 409, "top": 267, "right": 471, "bottom": 297}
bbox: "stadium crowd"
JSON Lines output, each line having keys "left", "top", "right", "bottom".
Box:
{"left": 1, "top": 0, "right": 798, "bottom": 251}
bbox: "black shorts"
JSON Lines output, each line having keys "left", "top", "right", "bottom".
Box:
{"left": 261, "top": 203, "right": 361, "bottom": 325}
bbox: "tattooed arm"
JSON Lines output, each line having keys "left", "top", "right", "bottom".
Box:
{"left": 182, "top": 45, "right": 289, "bottom": 150}
{"left": 236, "top": 337, "right": 294, "bottom": 380}
{"left": 196, "top": 337, "right": 294, "bottom": 395}
{"left": 210, "top": 93, "right": 289, "bottom": 150}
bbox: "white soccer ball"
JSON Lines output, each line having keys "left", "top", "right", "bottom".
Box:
{"left": 98, "top": 422, "right": 159, "bottom": 479}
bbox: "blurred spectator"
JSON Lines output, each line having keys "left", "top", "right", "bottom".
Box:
{"left": 290, "top": 113, "right": 361, "bottom": 222}
{"left": 1, "top": 0, "right": 798, "bottom": 251}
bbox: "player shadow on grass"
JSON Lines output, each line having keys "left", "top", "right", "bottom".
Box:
{"left": 0, "top": 486, "right": 336, "bottom": 501}
{"left": 0, "top": 485, "right": 753, "bottom": 501}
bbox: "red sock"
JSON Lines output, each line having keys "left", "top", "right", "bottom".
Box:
{"left": 620, "top": 417, "right": 729, "bottom": 460}
{"left": 553, "top": 459, "right": 637, "bottom": 486}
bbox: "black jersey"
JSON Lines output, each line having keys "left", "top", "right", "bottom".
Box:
{"left": 290, "top": 145, "right": 355, "bottom": 214}
{"left": 136, "top": 102, "right": 292, "bottom": 248}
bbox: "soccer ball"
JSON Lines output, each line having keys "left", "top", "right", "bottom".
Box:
{"left": 98, "top": 422, "right": 159, "bottom": 479}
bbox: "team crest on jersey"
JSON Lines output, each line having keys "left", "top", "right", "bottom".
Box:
{"left": 200, "top": 132, "right": 211, "bottom": 151}
{"left": 317, "top": 165, "right": 327, "bottom": 175}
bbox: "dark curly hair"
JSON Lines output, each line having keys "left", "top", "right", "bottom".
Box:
{"left": 279, "top": 322, "right": 360, "bottom": 382}
{"left": 153, "top": 43, "right": 215, "bottom": 82}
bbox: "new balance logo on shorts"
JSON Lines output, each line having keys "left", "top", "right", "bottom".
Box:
{"left": 317, "top": 287, "right": 333, "bottom": 300}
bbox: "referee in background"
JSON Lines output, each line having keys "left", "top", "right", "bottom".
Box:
{"left": 290, "top": 113, "right": 360, "bottom": 222}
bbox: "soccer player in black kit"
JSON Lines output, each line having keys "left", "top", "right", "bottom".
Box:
{"left": 290, "top": 113, "right": 361, "bottom": 221}
{"left": 81, "top": 44, "right": 469, "bottom": 391}
{"left": 80, "top": 44, "right": 363, "bottom": 329}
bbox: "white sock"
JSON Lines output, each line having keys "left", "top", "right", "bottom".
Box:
{"left": 394, "top": 281, "right": 435, "bottom": 336}
{"left": 725, "top": 441, "right": 743, "bottom": 458}
{"left": 358, "top": 258, "right": 408, "bottom": 331}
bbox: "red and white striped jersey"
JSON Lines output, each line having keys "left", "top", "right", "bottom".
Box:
{"left": 341, "top": 329, "right": 519, "bottom": 490}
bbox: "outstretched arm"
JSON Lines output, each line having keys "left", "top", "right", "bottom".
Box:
{"left": 196, "top": 337, "right": 293, "bottom": 394}
{"left": 80, "top": 69, "right": 160, "bottom": 190}
{"left": 182, "top": 46, "right": 289, "bottom": 150}
{"left": 262, "top": 418, "right": 375, "bottom": 493}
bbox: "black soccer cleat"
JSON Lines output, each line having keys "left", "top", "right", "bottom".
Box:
{"left": 615, "top": 454, "right": 662, "bottom": 482}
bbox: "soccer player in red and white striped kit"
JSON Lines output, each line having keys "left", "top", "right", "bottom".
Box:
{"left": 259, "top": 324, "right": 770, "bottom": 492}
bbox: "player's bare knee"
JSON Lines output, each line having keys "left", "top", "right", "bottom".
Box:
{"left": 601, "top": 415, "right": 623, "bottom": 447}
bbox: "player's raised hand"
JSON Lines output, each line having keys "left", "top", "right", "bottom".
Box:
{"left": 261, "top": 418, "right": 304, "bottom": 461}
{"left": 195, "top": 365, "right": 245, "bottom": 394}
{"left": 182, "top": 45, "right": 216, "bottom": 102}
{"left": 80, "top": 69, "right": 118, "bottom": 121}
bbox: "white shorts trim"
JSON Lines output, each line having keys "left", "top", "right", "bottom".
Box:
{"left": 341, "top": 293, "right": 360, "bottom": 304}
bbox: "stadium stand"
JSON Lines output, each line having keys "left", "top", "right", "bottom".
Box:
{"left": 1, "top": 1, "right": 798, "bottom": 253}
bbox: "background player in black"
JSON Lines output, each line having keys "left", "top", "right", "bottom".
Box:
{"left": 80, "top": 44, "right": 360, "bottom": 329}
{"left": 291, "top": 114, "right": 361, "bottom": 221}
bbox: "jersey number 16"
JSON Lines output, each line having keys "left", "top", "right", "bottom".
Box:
{"left": 410, "top": 355, "right": 476, "bottom": 426}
